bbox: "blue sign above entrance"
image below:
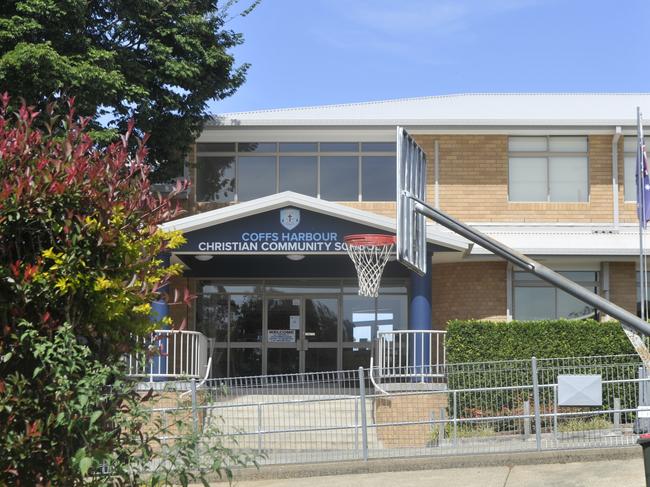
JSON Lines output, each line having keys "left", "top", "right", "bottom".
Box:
{"left": 179, "top": 207, "right": 390, "bottom": 254}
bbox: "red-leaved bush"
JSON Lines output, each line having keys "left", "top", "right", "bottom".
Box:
{"left": 0, "top": 93, "right": 188, "bottom": 358}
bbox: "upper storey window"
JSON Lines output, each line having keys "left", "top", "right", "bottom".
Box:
{"left": 195, "top": 142, "right": 396, "bottom": 202}
{"left": 624, "top": 136, "right": 642, "bottom": 202}
{"left": 508, "top": 136, "right": 588, "bottom": 202}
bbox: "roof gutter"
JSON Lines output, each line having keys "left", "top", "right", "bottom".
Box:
{"left": 612, "top": 126, "right": 622, "bottom": 229}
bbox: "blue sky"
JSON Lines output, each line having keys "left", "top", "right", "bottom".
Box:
{"left": 208, "top": 0, "right": 650, "bottom": 115}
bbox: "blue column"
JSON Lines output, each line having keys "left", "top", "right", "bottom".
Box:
{"left": 150, "top": 252, "right": 171, "bottom": 325}
{"left": 150, "top": 253, "right": 171, "bottom": 380}
{"left": 410, "top": 252, "right": 432, "bottom": 375}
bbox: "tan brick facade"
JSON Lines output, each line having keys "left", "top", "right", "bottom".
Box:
{"left": 609, "top": 262, "right": 637, "bottom": 314}
{"left": 431, "top": 261, "right": 508, "bottom": 328}
{"left": 412, "top": 134, "right": 618, "bottom": 223}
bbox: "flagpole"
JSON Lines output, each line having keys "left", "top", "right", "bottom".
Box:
{"left": 638, "top": 106, "right": 647, "bottom": 321}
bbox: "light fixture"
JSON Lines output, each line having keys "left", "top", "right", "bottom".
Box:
{"left": 195, "top": 255, "right": 214, "bottom": 262}
{"left": 286, "top": 254, "right": 305, "bottom": 262}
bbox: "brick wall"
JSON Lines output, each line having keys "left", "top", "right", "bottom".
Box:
{"left": 413, "top": 134, "right": 616, "bottom": 223}
{"left": 431, "top": 261, "right": 508, "bottom": 329}
{"left": 374, "top": 392, "right": 448, "bottom": 448}
{"left": 609, "top": 262, "right": 637, "bottom": 314}
{"left": 168, "top": 276, "right": 191, "bottom": 329}
{"left": 618, "top": 136, "right": 638, "bottom": 223}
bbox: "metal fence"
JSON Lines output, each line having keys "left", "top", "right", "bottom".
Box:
{"left": 376, "top": 330, "right": 446, "bottom": 381}
{"left": 127, "top": 330, "right": 209, "bottom": 381}
{"left": 149, "top": 354, "right": 648, "bottom": 466}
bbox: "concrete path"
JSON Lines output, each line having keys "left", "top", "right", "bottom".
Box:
{"left": 221, "top": 458, "right": 645, "bottom": 487}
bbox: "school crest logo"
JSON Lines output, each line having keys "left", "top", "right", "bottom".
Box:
{"left": 280, "top": 208, "right": 300, "bottom": 230}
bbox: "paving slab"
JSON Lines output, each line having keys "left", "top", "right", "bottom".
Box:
{"left": 212, "top": 459, "right": 644, "bottom": 487}
{"left": 196, "top": 448, "right": 647, "bottom": 486}
{"left": 229, "top": 466, "right": 510, "bottom": 487}
{"left": 505, "top": 458, "right": 644, "bottom": 487}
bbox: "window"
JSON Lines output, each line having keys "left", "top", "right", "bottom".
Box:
{"left": 636, "top": 271, "right": 650, "bottom": 317}
{"left": 196, "top": 156, "right": 235, "bottom": 202}
{"left": 513, "top": 271, "right": 599, "bottom": 320}
{"left": 320, "top": 156, "right": 358, "bottom": 200}
{"left": 624, "top": 136, "right": 642, "bottom": 202}
{"left": 238, "top": 156, "right": 276, "bottom": 201}
{"left": 362, "top": 156, "right": 396, "bottom": 201}
{"left": 279, "top": 156, "right": 317, "bottom": 196}
{"left": 508, "top": 137, "right": 588, "bottom": 202}
{"left": 194, "top": 142, "right": 396, "bottom": 202}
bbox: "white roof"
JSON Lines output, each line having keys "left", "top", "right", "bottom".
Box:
{"left": 210, "top": 93, "right": 650, "bottom": 127}
{"left": 161, "top": 191, "right": 470, "bottom": 252}
{"left": 460, "top": 224, "right": 645, "bottom": 257}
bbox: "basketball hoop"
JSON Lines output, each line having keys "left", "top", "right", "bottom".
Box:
{"left": 344, "top": 234, "right": 396, "bottom": 298}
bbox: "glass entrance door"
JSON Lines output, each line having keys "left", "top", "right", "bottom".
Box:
{"left": 266, "top": 298, "right": 301, "bottom": 375}
{"left": 266, "top": 296, "right": 340, "bottom": 374}
{"left": 304, "top": 297, "right": 338, "bottom": 372}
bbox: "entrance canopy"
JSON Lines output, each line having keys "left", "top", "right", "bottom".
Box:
{"left": 161, "top": 192, "right": 470, "bottom": 270}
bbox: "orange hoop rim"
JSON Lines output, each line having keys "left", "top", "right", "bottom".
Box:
{"left": 343, "top": 233, "right": 396, "bottom": 247}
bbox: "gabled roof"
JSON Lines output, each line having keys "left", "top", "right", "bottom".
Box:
{"left": 209, "top": 93, "right": 650, "bottom": 127}
{"left": 161, "top": 191, "right": 469, "bottom": 252}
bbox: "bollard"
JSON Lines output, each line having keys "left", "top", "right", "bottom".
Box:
{"left": 638, "top": 433, "right": 650, "bottom": 486}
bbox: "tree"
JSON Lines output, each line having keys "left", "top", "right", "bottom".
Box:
{"left": 0, "top": 97, "right": 256, "bottom": 484}
{"left": 0, "top": 0, "right": 259, "bottom": 181}
{"left": 0, "top": 95, "right": 186, "bottom": 359}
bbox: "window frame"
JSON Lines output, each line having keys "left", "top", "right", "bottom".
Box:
{"left": 623, "top": 136, "right": 643, "bottom": 203}
{"left": 194, "top": 142, "right": 396, "bottom": 203}
{"left": 508, "top": 136, "right": 590, "bottom": 203}
{"left": 512, "top": 270, "right": 600, "bottom": 320}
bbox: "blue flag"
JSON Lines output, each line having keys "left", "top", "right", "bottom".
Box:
{"left": 637, "top": 141, "right": 650, "bottom": 228}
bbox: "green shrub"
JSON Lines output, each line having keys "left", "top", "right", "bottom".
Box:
{"left": 558, "top": 416, "right": 612, "bottom": 433}
{"left": 444, "top": 320, "right": 639, "bottom": 429}
{"left": 446, "top": 319, "right": 634, "bottom": 364}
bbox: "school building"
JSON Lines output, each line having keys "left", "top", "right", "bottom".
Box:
{"left": 157, "top": 93, "right": 650, "bottom": 379}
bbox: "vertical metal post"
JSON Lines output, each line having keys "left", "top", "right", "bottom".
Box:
{"left": 358, "top": 367, "right": 369, "bottom": 461}
{"left": 614, "top": 397, "right": 621, "bottom": 435}
{"left": 523, "top": 400, "right": 531, "bottom": 440}
{"left": 452, "top": 391, "right": 458, "bottom": 447}
{"left": 354, "top": 397, "right": 359, "bottom": 453}
{"left": 190, "top": 378, "right": 199, "bottom": 433}
{"left": 257, "top": 403, "right": 263, "bottom": 454}
{"left": 553, "top": 385, "right": 558, "bottom": 441}
{"left": 531, "top": 357, "right": 542, "bottom": 451}
{"left": 439, "top": 407, "right": 446, "bottom": 442}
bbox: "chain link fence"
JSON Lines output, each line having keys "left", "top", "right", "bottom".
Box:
{"left": 148, "top": 354, "right": 648, "bottom": 465}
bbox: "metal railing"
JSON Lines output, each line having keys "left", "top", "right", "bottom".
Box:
{"left": 127, "top": 330, "right": 209, "bottom": 381}
{"left": 376, "top": 330, "right": 446, "bottom": 381}
{"left": 145, "top": 353, "right": 650, "bottom": 466}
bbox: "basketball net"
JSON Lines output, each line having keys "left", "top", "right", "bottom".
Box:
{"left": 344, "top": 234, "right": 396, "bottom": 298}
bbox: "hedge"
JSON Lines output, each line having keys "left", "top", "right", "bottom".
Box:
{"left": 446, "top": 319, "right": 635, "bottom": 364}
{"left": 445, "top": 320, "right": 640, "bottom": 425}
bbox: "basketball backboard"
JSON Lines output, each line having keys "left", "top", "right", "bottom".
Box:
{"left": 396, "top": 126, "right": 427, "bottom": 276}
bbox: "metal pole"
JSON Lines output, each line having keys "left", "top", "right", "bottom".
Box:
{"left": 257, "top": 403, "right": 263, "bottom": 455}
{"left": 411, "top": 197, "right": 650, "bottom": 365}
{"left": 638, "top": 107, "right": 646, "bottom": 322}
{"left": 354, "top": 397, "right": 359, "bottom": 454}
{"left": 190, "top": 378, "right": 199, "bottom": 434}
{"left": 531, "top": 357, "right": 542, "bottom": 451}
{"left": 553, "top": 385, "right": 558, "bottom": 442}
{"left": 523, "top": 400, "right": 531, "bottom": 440}
{"left": 452, "top": 390, "right": 458, "bottom": 447}
{"left": 358, "top": 367, "right": 369, "bottom": 461}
